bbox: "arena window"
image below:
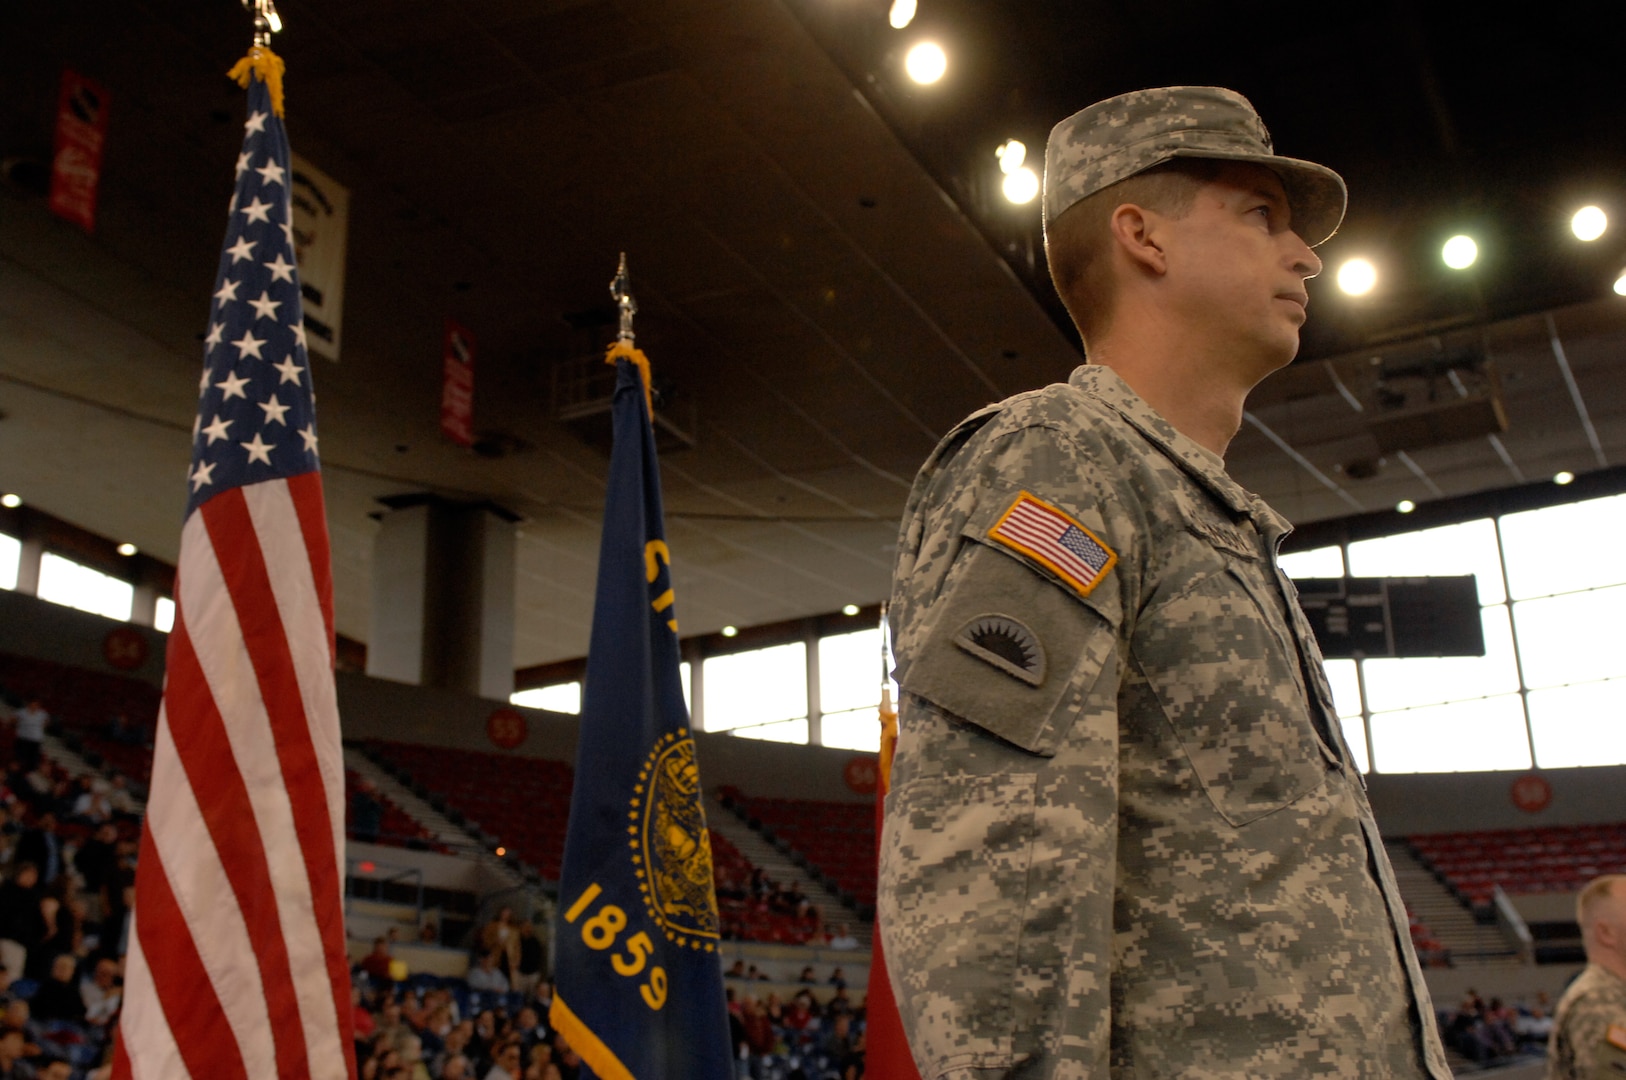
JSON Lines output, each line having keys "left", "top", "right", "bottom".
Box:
{"left": 155, "top": 595, "right": 175, "bottom": 633}
{"left": 0, "top": 532, "right": 18, "bottom": 589}
{"left": 703, "top": 642, "right": 807, "bottom": 735}
{"left": 36, "top": 551, "right": 134, "bottom": 621}
{"left": 1281, "top": 491, "right": 1626, "bottom": 773}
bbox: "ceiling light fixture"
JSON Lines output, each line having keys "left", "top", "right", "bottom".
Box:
{"left": 1441, "top": 234, "right": 1478, "bottom": 269}
{"left": 1396, "top": 499, "right": 1416, "bottom": 514}
{"left": 888, "top": 0, "right": 917, "bottom": 30}
{"left": 1572, "top": 205, "right": 1607, "bottom": 242}
{"left": 842, "top": 604, "right": 859, "bottom": 616}
{"left": 117, "top": 543, "right": 138, "bottom": 556}
{"left": 1002, "top": 167, "right": 1039, "bottom": 205}
{"left": 1553, "top": 471, "right": 1575, "bottom": 485}
{"left": 721, "top": 625, "right": 738, "bottom": 638}
{"left": 995, "top": 140, "right": 1025, "bottom": 174}
{"left": 1615, "top": 269, "right": 1626, "bottom": 297}
{"left": 1336, "top": 258, "right": 1377, "bottom": 296}
{"left": 904, "top": 41, "right": 947, "bottom": 85}
{"left": 0, "top": 494, "right": 19, "bottom": 509}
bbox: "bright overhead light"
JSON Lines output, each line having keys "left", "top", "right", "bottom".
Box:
{"left": 721, "top": 625, "right": 738, "bottom": 638}
{"left": 495, "top": 846, "right": 506, "bottom": 857}
{"left": 0, "top": 494, "right": 19, "bottom": 509}
{"left": 842, "top": 604, "right": 860, "bottom": 616}
{"left": 1396, "top": 500, "right": 1416, "bottom": 514}
{"left": 1615, "top": 269, "right": 1626, "bottom": 297}
{"left": 117, "top": 543, "right": 138, "bottom": 557}
{"left": 1336, "top": 258, "right": 1377, "bottom": 296}
{"left": 996, "top": 139, "right": 1026, "bottom": 175}
{"left": 904, "top": 41, "right": 947, "bottom": 84}
{"left": 888, "top": 0, "right": 916, "bottom": 29}
{"left": 1441, "top": 234, "right": 1477, "bottom": 270}
{"left": 1572, "top": 205, "right": 1607, "bottom": 242}
{"left": 1553, "top": 471, "right": 1575, "bottom": 486}
{"left": 1002, "top": 166, "right": 1039, "bottom": 205}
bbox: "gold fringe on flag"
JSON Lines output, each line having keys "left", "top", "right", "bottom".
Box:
{"left": 227, "top": 45, "right": 287, "bottom": 117}
{"left": 605, "top": 340, "right": 655, "bottom": 422}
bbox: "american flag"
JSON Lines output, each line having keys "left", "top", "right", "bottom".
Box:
{"left": 990, "top": 493, "right": 1116, "bottom": 595}
{"left": 112, "top": 62, "right": 356, "bottom": 1080}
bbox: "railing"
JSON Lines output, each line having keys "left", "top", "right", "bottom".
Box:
{"left": 1492, "top": 884, "right": 1536, "bottom": 965}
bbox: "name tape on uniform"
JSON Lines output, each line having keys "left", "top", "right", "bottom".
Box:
{"left": 988, "top": 491, "right": 1117, "bottom": 600}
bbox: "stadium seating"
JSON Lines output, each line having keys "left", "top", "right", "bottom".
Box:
{"left": 1410, "top": 823, "right": 1626, "bottom": 908}
{"left": 724, "top": 792, "right": 877, "bottom": 913}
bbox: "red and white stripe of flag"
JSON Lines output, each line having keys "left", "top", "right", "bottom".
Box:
{"left": 114, "top": 473, "right": 355, "bottom": 1080}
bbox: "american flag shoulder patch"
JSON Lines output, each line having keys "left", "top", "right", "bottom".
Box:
{"left": 987, "top": 491, "right": 1117, "bottom": 599}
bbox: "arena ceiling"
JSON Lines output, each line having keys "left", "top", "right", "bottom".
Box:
{"left": 2, "top": 0, "right": 1623, "bottom": 670}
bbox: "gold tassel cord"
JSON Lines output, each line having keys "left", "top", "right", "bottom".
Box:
{"left": 605, "top": 340, "right": 655, "bottom": 423}
{"left": 227, "top": 45, "right": 287, "bottom": 118}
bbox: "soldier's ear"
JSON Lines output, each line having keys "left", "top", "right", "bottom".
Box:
{"left": 1109, "top": 203, "right": 1167, "bottom": 276}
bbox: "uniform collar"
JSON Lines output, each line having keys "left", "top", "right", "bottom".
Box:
{"left": 1068, "top": 365, "right": 1290, "bottom": 536}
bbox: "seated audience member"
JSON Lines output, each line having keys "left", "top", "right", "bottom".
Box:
{"left": 0, "top": 1028, "right": 31, "bottom": 1080}
{"left": 466, "top": 953, "right": 509, "bottom": 994}
{"left": 79, "top": 956, "right": 122, "bottom": 1027}
{"left": 35, "top": 1059, "right": 71, "bottom": 1080}
{"left": 797, "top": 965, "right": 816, "bottom": 984}
{"left": 826, "top": 923, "right": 859, "bottom": 950}
{"left": 351, "top": 781, "right": 384, "bottom": 845}
{"left": 28, "top": 955, "right": 84, "bottom": 1025}
{"left": 485, "top": 1038, "right": 524, "bottom": 1080}
{"left": 360, "top": 937, "right": 394, "bottom": 988}
{"left": 513, "top": 922, "right": 544, "bottom": 997}
{"left": 0, "top": 864, "right": 46, "bottom": 980}
{"left": 725, "top": 959, "right": 747, "bottom": 979}
{"left": 440, "top": 1053, "right": 473, "bottom": 1080}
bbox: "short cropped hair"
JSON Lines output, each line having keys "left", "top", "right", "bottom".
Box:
{"left": 1045, "top": 158, "right": 1226, "bottom": 346}
{"left": 1577, "top": 873, "right": 1626, "bottom": 937}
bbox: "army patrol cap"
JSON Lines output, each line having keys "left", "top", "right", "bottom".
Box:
{"left": 1044, "top": 86, "right": 1347, "bottom": 247}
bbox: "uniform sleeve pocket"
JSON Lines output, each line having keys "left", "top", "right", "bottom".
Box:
{"left": 901, "top": 540, "right": 1118, "bottom": 757}
{"left": 879, "top": 770, "right": 1036, "bottom": 1074}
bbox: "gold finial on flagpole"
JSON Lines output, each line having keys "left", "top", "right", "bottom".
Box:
{"left": 605, "top": 254, "right": 653, "bottom": 416}
{"left": 610, "top": 252, "right": 637, "bottom": 346}
{"left": 240, "top": 0, "right": 283, "bottom": 47}
{"left": 230, "top": 0, "right": 288, "bottom": 116}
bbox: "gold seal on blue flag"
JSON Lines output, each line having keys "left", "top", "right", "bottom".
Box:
{"left": 630, "top": 730, "right": 720, "bottom": 950}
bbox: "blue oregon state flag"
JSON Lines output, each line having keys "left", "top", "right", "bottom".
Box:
{"left": 550, "top": 347, "right": 732, "bottom": 1080}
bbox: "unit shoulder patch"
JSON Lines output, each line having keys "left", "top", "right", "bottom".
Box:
{"left": 986, "top": 491, "right": 1116, "bottom": 599}
{"left": 953, "top": 614, "right": 1046, "bottom": 686}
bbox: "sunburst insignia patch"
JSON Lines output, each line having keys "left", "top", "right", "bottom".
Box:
{"left": 953, "top": 614, "right": 1046, "bottom": 686}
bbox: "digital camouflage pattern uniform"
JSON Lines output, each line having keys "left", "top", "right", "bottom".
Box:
{"left": 1548, "top": 964, "right": 1626, "bottom": 1079}
{"left": 880, "top": 366, "right": 1451, "bottom": 1079}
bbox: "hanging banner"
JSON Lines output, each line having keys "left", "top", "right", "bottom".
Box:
{"left": 288, "top": 151, "right": 350, "bottom": 361}
{"left": 441, "top": 319, "right": 476, "bottom": 447}
{"left": 48, "top": 69, "right": 111, "bottom": 234}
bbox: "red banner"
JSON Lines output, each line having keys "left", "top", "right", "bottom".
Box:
{"left": 440, "top": 319, "right": 475, "bottom": 447}
{"left": 48, "top": 69, "right": 110, "bottom": 234}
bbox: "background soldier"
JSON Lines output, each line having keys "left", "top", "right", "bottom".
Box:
{"left": 1549, "top": 874, "right": 1626, "bottom": 1079}
{"left": 879, "top": 86, "right": 1451, "bottom": 1078}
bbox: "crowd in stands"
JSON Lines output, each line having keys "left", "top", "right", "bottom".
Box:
{"left": 1438, "top": 988, "right": 1556, "bottom": 1068}
{"left": 0, "top": 694, "right": 138, "bottom": 1080}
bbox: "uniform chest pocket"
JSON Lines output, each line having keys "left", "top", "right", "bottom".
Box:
{"left": 1131, "top": 563, "right": 1328, "bottom": 826}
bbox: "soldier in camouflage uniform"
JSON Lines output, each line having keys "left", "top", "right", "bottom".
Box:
{"left": 1549, "top": 874, "right": 1626, "bottom": 1079}
{"left": 879, "top": 86, "right": 1451, "bottom": 1079}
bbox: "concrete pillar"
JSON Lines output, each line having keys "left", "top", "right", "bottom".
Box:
{"left": 366, "top": 495, "right": 518, "bottom": 700}
{"left": 13, "top": 532, "right": 42, "bottom": 596}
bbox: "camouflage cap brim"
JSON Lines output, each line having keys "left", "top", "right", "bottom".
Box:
{"left": 1044, "top": 86, "right": 1348, "bottom": 248}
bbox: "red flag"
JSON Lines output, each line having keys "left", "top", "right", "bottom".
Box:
{"left": 864, "top": 686, "right": 923, "bottom": 1079}
{"left": 113, "top": 47, "right": 355, "bottom": 1080}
